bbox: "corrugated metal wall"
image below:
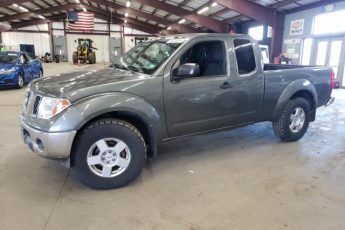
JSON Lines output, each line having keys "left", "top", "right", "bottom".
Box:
{"left": 1, "top": 31, "right": 50, "bottom": 57}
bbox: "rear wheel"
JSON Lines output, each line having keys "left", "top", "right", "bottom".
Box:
{"left": 17, "top": 75, "right": 24, "bottom": 88}
{"left": 273, "top": 97, "right": 311, "bottom": 142}
{"left": 39, "top": 69, "right": 43, "bottom": 78}
{"left": 72, "top": 119, "right": 146, "bottom": 189}
{"left": 72, "top": 52, "right": 78, "bottom": 64}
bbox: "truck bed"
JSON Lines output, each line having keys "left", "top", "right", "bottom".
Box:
{"left": 264, "top": 64, "right": 316, "bottom": 71}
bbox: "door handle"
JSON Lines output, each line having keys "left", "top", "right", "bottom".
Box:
{"left": 220, "top": 82, "right": 233, "bottom": 89}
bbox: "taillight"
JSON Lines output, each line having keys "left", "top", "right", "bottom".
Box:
{"left": 330, "top": 71, "right": 335, "bottom": 89}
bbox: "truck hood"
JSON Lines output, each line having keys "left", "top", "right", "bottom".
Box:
{"left": 30, "top": 67, "right": 152, "bottom": 101}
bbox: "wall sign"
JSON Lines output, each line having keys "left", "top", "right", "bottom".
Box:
{"left": 290, "top": 19, "right": 304, "bottom": 35}
{"left": 321, "top": 4, "right": 335, "bottom": 13}
{"left": 284, "top": 38, "right": 301, "bottom": 44}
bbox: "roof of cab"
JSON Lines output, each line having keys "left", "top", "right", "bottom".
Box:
{"left": 160, "top": 33, "right": 249, "bottom": 40}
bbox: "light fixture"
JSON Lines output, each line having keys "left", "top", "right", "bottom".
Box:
{"left": 75, "top": 0, "right": 80, "bottom": 3}
{"left": 125, "top": 12, "right": 128, "bottom": 17}
{"left": 211, "top": 2, "right": 218, "bottom": 7}
{"left": 38, "top": 15, "right": 45, "bottom": 19}
{"left": 126, "top": 0, "right": 130, "bottom": 7}
{"left": 197, "top": 6, "right": 209, "bottom": 14}
{"left": 167, "top": 26, "right": 172, "bottom": 30}
{"left": 178, "top": 19, "right": 186, "bottom": 24}
{"left": 19, "top": 6, "right": 29, "bottom": 12}
{"left": 12, "top": 4, "right": 29, "bottom": 12}
{"left": 124, "top": 19, "right": 127, "bottom": 23}
{"left": 82, "top": 7, "right": 87, "bottom": 12}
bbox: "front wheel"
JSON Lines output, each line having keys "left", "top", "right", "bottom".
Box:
{"left": 272, "top": 97, "right": 311, "bottom": 142}
{"left": 72, "top": 119, "right": 146, "bottom": 189}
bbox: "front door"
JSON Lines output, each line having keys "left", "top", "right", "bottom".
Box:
{"left": 163, "top": 37, "right": 263, "bottom": 137}
{"left": 19, "top": 54, "right": 33, "bottom": 82}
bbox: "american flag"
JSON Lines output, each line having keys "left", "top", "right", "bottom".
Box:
{"left": 67, "top": 12, "right": 94, "bottom": 31}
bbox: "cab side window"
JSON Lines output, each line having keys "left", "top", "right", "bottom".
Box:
{"left": 234, "top": 39, "right": 256, "bottom": 75}
{"left": 27, "top": 53, "right": 36, "bottom": 60}
{"left": 25, "top": 53, "right": 33, "bottom": 61}
{"left": 180, "top": 41, "right": 226, "bottom": 77}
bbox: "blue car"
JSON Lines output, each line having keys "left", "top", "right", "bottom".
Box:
{"left": 0, "top": 51, "right": 43, "bottom": 88}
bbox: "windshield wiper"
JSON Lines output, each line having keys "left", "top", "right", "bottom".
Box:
{"left": 113, "top": 63, "right": 134, "bottom": 74}
{"left": 127, "top": 65, "right": 140, "bottom": 73}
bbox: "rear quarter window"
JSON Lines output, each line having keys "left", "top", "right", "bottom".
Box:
{"left": 234, "top": 39, "right": 256, "bottom": 75}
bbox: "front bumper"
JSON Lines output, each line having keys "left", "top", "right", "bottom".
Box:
{"left": 21, "top": 120, "right": 77, "bottom": 159}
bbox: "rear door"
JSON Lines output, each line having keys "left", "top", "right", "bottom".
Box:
{"left": 228, "top": 38, "right": 265, "bottom": 122}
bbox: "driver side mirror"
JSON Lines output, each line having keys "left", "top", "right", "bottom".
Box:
{"left": 19, "top": 56, "right": 27, "bottom": 65}
{"left": 172, "top": 63, "right": 200, "bottom": 81}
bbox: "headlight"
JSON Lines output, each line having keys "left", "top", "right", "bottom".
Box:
{"left": 0, "top": 67, "right": 16, "bottom": 75}
{"left": 37, "top": 97, "right": 71, "bottom": 119}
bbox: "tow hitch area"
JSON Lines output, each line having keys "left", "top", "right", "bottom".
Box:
{"left": 325, "top": 97, "right": 335, "bottom": 107}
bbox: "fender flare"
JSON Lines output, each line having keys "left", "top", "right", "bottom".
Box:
{"left": 54, "top": 92, "right": 165, "bottom": 158}
{"left": 273, "top": 79, "right": 317, "bottom": 120}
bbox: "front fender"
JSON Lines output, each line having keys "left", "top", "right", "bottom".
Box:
{"left": 273, "top": 79, "right": 317, "bottom": 120}
{"left": 50, "top": 92, "right": 165, "bottom": 141}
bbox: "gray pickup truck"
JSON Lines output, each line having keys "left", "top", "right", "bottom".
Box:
{"left": 21, "top": 34, "right": 334, "bottom": 189}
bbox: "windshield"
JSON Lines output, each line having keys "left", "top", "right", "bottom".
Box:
{"left": 113, "top": 40, "right": 183, "bottom": 74}
{"left": 0, "top": 53, "right": 18, "bottom": 64}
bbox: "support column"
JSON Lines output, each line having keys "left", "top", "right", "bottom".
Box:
{"left": 48, "top": 22, "right": 54, "bottom": 57}
{"left": 271, "top": 11, "right": 284, "bottom": 61}
{"left": 121, "top": 25, "right": 125, "bottom": 54}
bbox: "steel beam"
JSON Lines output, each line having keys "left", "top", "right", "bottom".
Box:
{"left": 11, "top": 15, "right": 66, "bottom": 28}
{"left": 215, "top": 0, "right": 284, "bottom": 27}
{"left": 11, "top": 12, "right": 158, "bottom": 35}
{"left": 287, "top": 0, "right": 344, "bottom": 14}
{"left": 82, "top": 4, "right": 162, "bottom": 33}
{"left": 215, "top": 0, "right": 284, "bottom": 59}
{"left": 89, "top": 0, "right": 202, "bottom": 33}
{"left": 136, "top": 0, "right": 228, "bottom": 32}
{"left": 0, "top": 0, "right": 30, "bottom": 8}
{"left": 0, "top": 3, "right": 76, "bottom": 22}
{"left": 3, "top": 3, "right": 161, "bottom": 34}
{"left": 270, "top": 0, "right": 300, "bottom": 9}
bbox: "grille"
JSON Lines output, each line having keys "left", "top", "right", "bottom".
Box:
{"left": 23, "top": 92, "right": 42, "bottom": 117}
{"left": 23, "top": 92, "right": 31, "bottom": 109}
{"left": 33, "top": 96, "right": 42, "bottom": 115}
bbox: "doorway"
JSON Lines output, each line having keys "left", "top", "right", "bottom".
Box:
{"left": 309, "top": 37, "right": 345, "bottom": 86}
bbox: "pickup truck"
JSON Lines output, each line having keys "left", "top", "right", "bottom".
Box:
{"left": 20, "top": 34, "right": 335, "bottom": 189}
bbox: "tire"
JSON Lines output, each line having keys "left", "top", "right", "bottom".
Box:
{"left": 273, "top": 97, "right": 311, "bottom": 142}
{"left": 87, "top": 52, "right": 94, "bottom": 64}
{"left": 39, "top": 69, "right": 43, "bottom": 78}
{"left": 72, "top": 119, "right": 146, "bottom": 189}
{"left": 17, "top": 75, "right": 24, "bottom": 88}
{"left": 93, "top": 51, "right": 96, "bottom": 64}
{"left": 72, "top": 52, "right": 78, "bottom": 64}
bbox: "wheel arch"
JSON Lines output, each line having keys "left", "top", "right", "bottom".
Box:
{"left": 68, "top": 94, "right": 164, "bottom": 166}
{"left": 71, "top": 110, "right": 158, "bottom": 163}
{"left": 273, "top": 79, "right": 317, "bottom": 121}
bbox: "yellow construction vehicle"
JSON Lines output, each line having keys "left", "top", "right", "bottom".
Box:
{"left": 72, "top": 38, "right": 97, "bottom": 64}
